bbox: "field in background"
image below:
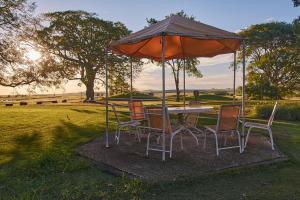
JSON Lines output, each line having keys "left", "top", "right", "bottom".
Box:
{"left": 0, "top": 93, "right": 300, "bottom": 199}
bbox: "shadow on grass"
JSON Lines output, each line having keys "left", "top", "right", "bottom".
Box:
{"left": 0, "top": 119, "right": 144, "bottom": 199}
{"left": 48, "top": 120, "right": 102, "bottom": 152}
{"left": 0, "top": 119, "right": 101, "bottom": 168}
{"left": 0, "top": 131, "right": 43, "bottom": 166}
{"left": 70, "top": 108, "right": 99, "bottom": 114}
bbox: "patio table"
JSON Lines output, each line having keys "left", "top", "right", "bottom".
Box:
{"left": 167, "top": 106, "right": 214, "bottom": 146}
{"left": 168, "top": 106, "right": 213, "bottom": 114}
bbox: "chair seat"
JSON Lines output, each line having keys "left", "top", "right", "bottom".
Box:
{"left": 244, "top": 122, "right": 269, "bottom": 129}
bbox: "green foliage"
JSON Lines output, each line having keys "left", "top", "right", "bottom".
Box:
{"left": 293, "top": 0, "right": 300, "bottom": 7}
{"left": 0, "top": 0, "right": 47, "bottom": 88}
{"left": 36, "top": 11, "right": 142, "bottom": 100}
{"left": 293, "top": 16, "right": 300, "bottom": 47}
{"left": 238, "top": 21, "right": 300, "bottom": 99}
{"left": 213, "top": 91, "right": 229, "bottom": 96}
{"left": 246, "top": 80, "right": 280, "bottom": 100}
{"left": 255, "top": 103, "right": 300, "bottom": 121}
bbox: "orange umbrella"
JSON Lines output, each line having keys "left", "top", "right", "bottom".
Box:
{"left": 109, "top": 15, "right": 241, "bottom": 61}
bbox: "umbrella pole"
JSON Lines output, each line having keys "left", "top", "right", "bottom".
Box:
{"left": 105, "top": 48, "right": 109, "bottom": 148}
{"left": 130, "top": 58, "right": 133, "bottom": 102}
{"left": 233, "top": 52, "right": 236, "bottom": 104}
{"left": 161, "top": 33, "right": 166, "bottom": 161}
{"left": 183, "top": 59, "right": 186, "bottom": 108}
{"left": 241, "top": 41, "right": 246, "bottom": 151}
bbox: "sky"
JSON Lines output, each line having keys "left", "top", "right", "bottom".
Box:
{"left": 1, "top": 0, "right": 299, "bottom": 95}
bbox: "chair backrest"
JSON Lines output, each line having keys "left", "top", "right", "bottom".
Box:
{"left": 145, "top": 106, "right": 171, "bottom": 134}
{"left": 128, "top": 100, "right": 145, "bottom": 120}
{"left": 188, "top": 100, "right": 201, "bottom": 107}
{"left": 111, "top": 103, "right": 121, "bottom": 124}
{"left": 185, "top": 113, "right": 199, "bottom": 128}
{"left": 268, "top": 101, "right": 278, "bottom": 126}
{"left": 217, "top": 104, "right": 241, "bottom": 132}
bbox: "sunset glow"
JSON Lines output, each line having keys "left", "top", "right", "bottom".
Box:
{"left": 25, "top": 49, "right": 41, "bottom": 62}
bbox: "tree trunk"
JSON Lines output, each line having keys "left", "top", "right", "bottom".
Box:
{"left": 175, "top": 79, "right": 180, "bottom": 102}
{"left": 85, "top": 80, "right": 95, "bottom": 101}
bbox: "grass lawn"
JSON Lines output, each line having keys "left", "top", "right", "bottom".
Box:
{"left": 0, "top": 98, "right": 300, "bottom": 199}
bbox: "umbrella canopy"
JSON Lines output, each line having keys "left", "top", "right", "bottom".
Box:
{"left": 109, "top": 15, "right": 242, "bottom": 61}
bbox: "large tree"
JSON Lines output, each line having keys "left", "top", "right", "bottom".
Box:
{"left": 36, "top": 11, "right": 142, "bottom": 100}
{"left": 293, "top": 16, "right": 300, "bottom": 47}
{"left": 293, "top": 0, "right": 300, "bottom": 7}
{"left": 147, "top": 11, "right": 202, "bottom": 102}
{"left": 238, "top": 21, "right": 300, "bottom": 99}
{"left": 0, "top": 0, "right": 42, "bottom": 88}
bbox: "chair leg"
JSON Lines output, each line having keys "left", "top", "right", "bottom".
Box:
{"left": 244, "top": 126, "right": 252, "bottom": 149}
{"left": 268, "top": 128, "right": 275, "bottom": 150}
{"left": 194, "top": 127, "right": 204, "bottom": 134}
{"left": 237, "top": 131, "right": 242, "bottom": 153}
{"left": 223, "top": 134, "right": 227, "bottom": 146}
{"left": 136, "top": 127, "right": 141, "bottom": 143}
{"left": 115, "top": 127, "right": 119, "bottom": 141}
{"left": 170, "top": 135, "right": 174, "bottom": 158}
{"left": 146, "top": 132, "right": 151, "bottom": 156}
{"left": 117, "top": 128, "right": 121, "bottom": 144}
{"left": 214, "top": 132, "right": 219, "bottom": 156}
{"left": 156, "top": 135, "right": 161, "bottom": 144}
{"left": 186, "top": 128, "right": 199, "bottom": 145}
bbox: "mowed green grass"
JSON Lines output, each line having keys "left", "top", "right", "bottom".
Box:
{"left": 0, "top": 105, "right": 128, "bottom": 200}
{"left": 0, "top": 99, "right": 300, "bottom": 199}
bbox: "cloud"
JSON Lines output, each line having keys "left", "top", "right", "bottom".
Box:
{"left": 265, "top": 17, "right": 274, "bottom": 22}
{"left": 134, "top": 60, "right": 243, "bottom": 90}
{"left": 198, "top": 53, "right": 234, "bottom": 67}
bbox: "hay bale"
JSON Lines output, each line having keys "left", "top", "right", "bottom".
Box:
{"left": 20, "top": 102, "right": 28, "bottom": 106}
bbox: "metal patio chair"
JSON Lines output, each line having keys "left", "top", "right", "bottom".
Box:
{"left": 184, "top": 113, "right": 204, "bottom": 135}
{"left": 145, "top": 106, "right": 198, "bottom": 158}
{"left": 184, "top": 100, "right": 204, "bottom": 134}
{"left": 128, "top": 100, "right": 147, "bottom": 123}
{"left": 204, "top": 104, "right": 242, "bottom": 156}
{"left": 111, "top": 103, "right": 141, "bottom": 144}
{"left": 244, "top": 102, "right": 278, "bottom": 150}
